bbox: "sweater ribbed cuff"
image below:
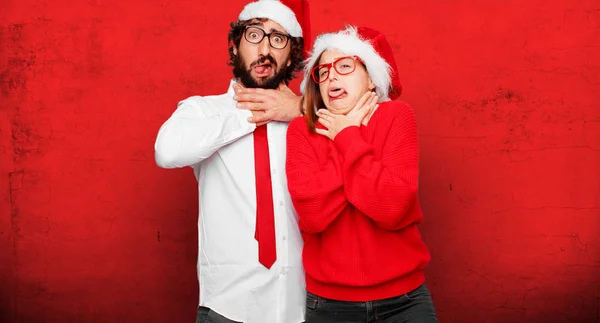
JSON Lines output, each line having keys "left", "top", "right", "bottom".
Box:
{"left": 333, "top": 126, "right": 362, "bottom": 156}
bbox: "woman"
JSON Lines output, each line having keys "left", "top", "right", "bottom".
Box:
{"left": 286, "top": 26, "right": 438, "bottom": 323}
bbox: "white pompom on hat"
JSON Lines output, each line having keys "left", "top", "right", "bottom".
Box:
{"left": 301, "top": 25, "right": 402, "bottom": 101}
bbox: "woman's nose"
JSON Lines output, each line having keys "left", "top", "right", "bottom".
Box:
{"left": 328, "top": 66, "right": 338, "bottom": 81}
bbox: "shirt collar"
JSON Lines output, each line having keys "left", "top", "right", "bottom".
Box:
{"left": 226, "top": 78, "right": 241, "bottom": 98}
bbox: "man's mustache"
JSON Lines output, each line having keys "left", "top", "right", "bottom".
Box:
{"left": 250, "top": 55, "right": 276, "bottom": 68}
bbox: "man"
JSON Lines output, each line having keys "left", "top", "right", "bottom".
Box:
{"left": 154, "top": 1, "right": 310, "bottom": 322}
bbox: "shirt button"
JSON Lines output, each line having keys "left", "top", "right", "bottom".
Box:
{"left": 272, "top": 168, "right": 277, "bottom": 174}
{"left": 279, "top": 200, "right": 284, "bottom": 206}
{"left": 282, "top": 236, "right": 287, "bottom": 241}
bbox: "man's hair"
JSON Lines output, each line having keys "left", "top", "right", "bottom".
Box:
{"left": 227, "top": 18, "right": 305, "bottom": 84}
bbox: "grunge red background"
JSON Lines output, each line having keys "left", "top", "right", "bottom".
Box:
{"left": 1, "top": 0, "right": 599, "bottom": 322}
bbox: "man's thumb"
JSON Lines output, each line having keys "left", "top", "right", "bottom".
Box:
{"left": 279, "top": 83, "right": 292, "bottom": 92}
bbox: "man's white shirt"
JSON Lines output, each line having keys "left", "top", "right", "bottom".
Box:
{"left": 155, "top": 79, "right": 305, "bottom": 323}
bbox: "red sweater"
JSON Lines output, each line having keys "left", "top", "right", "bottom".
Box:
{"left": 285, "top": 100, "right": 431, "bottom": 301}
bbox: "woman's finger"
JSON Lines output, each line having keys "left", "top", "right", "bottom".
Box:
{"left": 359, "top": 92, "right": 378, "bottom": 114}
{"left": 318, "top": 109, "right": 335, "bottom": 118}
{"left": 365, "top": 94, "right": 379, "bottom": 114}
{"left": 361, "top": 92, "right": 378, "bottom": 113}
{"left": 318, "top": 117, "right": 331, "bottom": 128}
{"left": 351, "top": 92, "right": 373, "bottom": 113}
{"left": 362, "top": 103, "right": 380, "bottom": 125}
{"left": 369, "top": 94, "right": 379, "bottom": 107}
{"left": 358, "top": 104, "right": 371, "bottom": 118}
{"left": 318, "top": 112, "right": 333, "bottom": 123}
{"left": 315, "top": 128, "right": 329, "bottom": 137}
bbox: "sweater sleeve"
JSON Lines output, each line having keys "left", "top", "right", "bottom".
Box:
{"left": 286, "top": 120, "right": 349, "bottom": 234}
{"left": 154, "top": 96, "right": 256, "bottom": 168}
{"left": 333, "top": 104, "right": 419, "bottom": 231}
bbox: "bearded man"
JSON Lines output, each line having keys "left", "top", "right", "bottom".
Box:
{"left": 153, "top": 1, "right": 310, "bottom": 322}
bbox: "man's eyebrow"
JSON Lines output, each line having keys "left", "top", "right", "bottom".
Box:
{"left": 247, "top": 21, "right": 287, "bottom": 35}
{"left": 269, "top": 28, "right": 286, "bottom": 34}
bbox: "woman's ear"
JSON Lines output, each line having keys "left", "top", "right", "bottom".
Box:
{"left": 368, "top": 78, "right": 376, "bottom": 91}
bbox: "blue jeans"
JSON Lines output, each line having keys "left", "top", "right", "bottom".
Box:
{"left": 196, "top": 306, "right": 241, "bottom": 323}
{"left": 305, "top": 284, "right": 438, "bottom": 323}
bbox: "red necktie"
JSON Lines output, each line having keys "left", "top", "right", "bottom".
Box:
{"left": 253, "top": 125, "right": 276, "bottom": 269}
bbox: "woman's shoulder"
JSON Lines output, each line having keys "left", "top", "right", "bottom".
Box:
{"left": 287, "top": 115, "right": 311, "bottom": 135}
{"left": 379, "top": 99, "right": 413, "bottom": 113}
{"left": 376, "top": 99, "right": 416, "bottom": 122}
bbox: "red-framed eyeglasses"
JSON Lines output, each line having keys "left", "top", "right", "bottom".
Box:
{"left": 311, "top": 55, "right": 364, "bottom": 84}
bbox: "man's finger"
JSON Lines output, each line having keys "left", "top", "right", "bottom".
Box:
{"left": 236, "top": 92, "right": 276, "bottom": 103}
{"left": 239, "top": 87, "right": 271, "bottom": 96}
{"left": 233, "top": 84, "right": 244, "bottom": 93}
{"left": 278, "top": 83, "right": 294, "bottom": 94}
{"left": 248, "top": 114, "right": 272, "bottom": 124}
{"left": 236, "top": 102, "right": 264, "bottom": 111}
{"left": 233, "top": 93, "right": 253, "bottom": 101}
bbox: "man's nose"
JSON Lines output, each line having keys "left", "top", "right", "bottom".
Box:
{"left": 258, "top": 37, "right": 271, "bottom": 56}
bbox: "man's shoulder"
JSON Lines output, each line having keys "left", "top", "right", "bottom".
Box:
{"left": 178, "top": 92, "right": 230, "bottom": 107}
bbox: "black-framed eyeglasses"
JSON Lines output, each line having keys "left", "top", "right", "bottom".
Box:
{"left": 311, "top": 56, "right": 364, "bottom": 84}
{"left": 244, "top": 26, "right": 290, "bottom": 50}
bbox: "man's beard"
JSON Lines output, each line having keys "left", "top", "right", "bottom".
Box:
{"left": 233, "top": 53, "right": 289, "bottom": 89}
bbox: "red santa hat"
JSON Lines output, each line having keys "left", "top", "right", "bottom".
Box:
{"left": 238, "top": 0, "right": 312, "bottom": 52}
{"left": 301, "top": 25, "right": 402, "bottom": 101}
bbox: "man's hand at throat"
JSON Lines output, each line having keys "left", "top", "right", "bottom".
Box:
{"left": 233, "top": 83, "right": 302, "bottom": 126}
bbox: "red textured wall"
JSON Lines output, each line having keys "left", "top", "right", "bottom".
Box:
{"left": 1, "top": 0, "right": 599, "bottom": 322}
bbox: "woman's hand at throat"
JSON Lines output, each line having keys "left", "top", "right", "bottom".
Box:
{"left": 316, "top": 92, "right": 379, "bottom": 141}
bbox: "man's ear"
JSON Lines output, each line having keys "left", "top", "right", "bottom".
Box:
{"left": 233, "top": 46, "right": 238, "bottom": 56}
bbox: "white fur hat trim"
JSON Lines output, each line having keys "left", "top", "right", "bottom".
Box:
{"left": 301, "top": 26, "right": 391, "bottom": 101}
{"left": 238, "top": 0, "right": 303, "bottom": 37}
